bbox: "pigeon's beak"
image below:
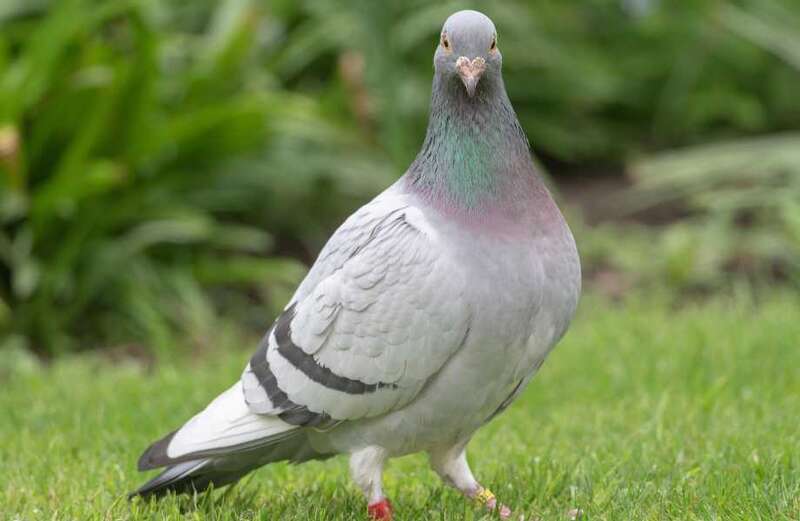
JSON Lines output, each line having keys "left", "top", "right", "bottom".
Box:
{"left": 456, "top": 56, "right": 486, "bottom": 98}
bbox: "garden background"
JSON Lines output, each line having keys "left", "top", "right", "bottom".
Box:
{"left": 1, "top": 0, "right": 799, "bottom": 519}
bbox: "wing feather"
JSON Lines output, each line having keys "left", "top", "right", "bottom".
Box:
{"left": 242, "top": 187, "right": 470, "bottom": 422}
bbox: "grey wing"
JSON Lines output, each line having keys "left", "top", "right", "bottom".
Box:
{"left": 241, "top": 190, "right": 471, "bottom": 422}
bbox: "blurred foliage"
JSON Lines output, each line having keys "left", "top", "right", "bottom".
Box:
{"left": 0, "top": 0, "right": 798, "bottom": 354}
{"left": 624, "top": 134, "right": 800, "bottom": 289}
{"left": 616, "top": 2, "right": 800, "bottom": 290}
{"left": 263, "top": 0, "right": 800, "bottom": 164}
{"left": 0, "top": 0, "right": 392, "bottom": 354}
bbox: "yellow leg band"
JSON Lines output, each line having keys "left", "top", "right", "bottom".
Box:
{"left": 473, "top": 487, "right": 496, "bottom": 506}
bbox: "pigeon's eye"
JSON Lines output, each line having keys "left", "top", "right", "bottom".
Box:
{"left": 441, "top": 33, "right": 450, "bottom": 50}
{"left": 489, "top": 36, "right": 497, "bottom": 51}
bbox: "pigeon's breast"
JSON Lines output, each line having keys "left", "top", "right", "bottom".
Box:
{"left": 447, "top": 193, "right": 581, "bottom": 345}
{"left": 454, "top": 213, "right": 580, "bottom": 395}
{"left": 311, "top": 188, "right": 581, "bottom": 455}
{"left": 424, "top": 214, "right": 579, "bottom": 444}
{"left": 325, "top": 208, "right": 579, "bottom": 454}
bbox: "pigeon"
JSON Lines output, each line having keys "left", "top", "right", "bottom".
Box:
{"left": 131, "top": 9, "right": 581, "bottom": 520}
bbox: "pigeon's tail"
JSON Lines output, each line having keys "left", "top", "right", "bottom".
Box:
{"left": 131, "top": 459, "right": 219, "bottom": 498}
{"left": 131, "top": 434, "right": 329, "bottom": 498}
{"left": 131, "top": 381, "right": 331, "bottom": 498}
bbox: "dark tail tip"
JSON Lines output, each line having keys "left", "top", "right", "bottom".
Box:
{"left": 129, "top": 459, "right": 210, "bottom": 499}
{"left": 137, "top": 429, "right": 178, "bottom": 471}
{"left": 129, "top": 459, "right": 251, "bottom": 500}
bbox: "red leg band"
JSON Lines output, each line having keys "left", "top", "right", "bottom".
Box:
{"left": 367, "top": 498, "right": 393, "bottom": 521}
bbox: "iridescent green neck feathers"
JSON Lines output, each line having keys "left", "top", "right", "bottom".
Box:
{"left": 406, "top": 72, "right": 539, "bottom": 213}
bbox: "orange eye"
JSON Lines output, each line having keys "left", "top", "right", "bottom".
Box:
{"left": 441, "top": 33, "right": 450, "bottom": 50}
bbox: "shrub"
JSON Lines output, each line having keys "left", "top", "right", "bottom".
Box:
{"left": 0, "top": 0, "right": 390, "bottom": 354}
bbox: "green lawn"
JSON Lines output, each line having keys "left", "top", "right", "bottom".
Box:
{"left": 2, "top": 291, "right": 799, "bottom": 520}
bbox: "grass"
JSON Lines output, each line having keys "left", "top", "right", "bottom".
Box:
{"left": 2, "top": 290, "right": 800, "bottom": 520}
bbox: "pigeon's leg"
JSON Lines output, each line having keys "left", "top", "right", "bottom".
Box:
{"left": 350, "top": 446, "right": 393, "bottom": 521}
{"left": 429, "top": 443, "right": 512, "bottom": 519}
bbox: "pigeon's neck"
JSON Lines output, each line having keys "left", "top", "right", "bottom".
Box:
{"left": 405, "top": 73, "right": 545, "bottom": 218}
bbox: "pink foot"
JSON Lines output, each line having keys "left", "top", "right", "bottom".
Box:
{"left": 472, "top": 487, "right": 512, "bottom": 519}
{"left": 487, "top": 498, "right": 512, "bottom": 519}
{"left": 368, "top": 498, "right": 393, "bottom": 521}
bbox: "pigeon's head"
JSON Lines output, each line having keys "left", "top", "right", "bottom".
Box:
{"left": 435, "top": 10, "right": 501, "bottom": 98}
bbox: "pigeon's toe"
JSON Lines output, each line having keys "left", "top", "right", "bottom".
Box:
{"left": 473, "top": 487, "right": 513, "bottom": 518}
